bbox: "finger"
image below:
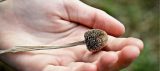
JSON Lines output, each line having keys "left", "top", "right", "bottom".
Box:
{"left": 104, "top": 36, "right": 144, "bottom": 51}
{"left": 82, "top": 51, "right": 109, "bottom": 62}
{"left": 113, "top": 45, "right": 140, "bottom": 70}
{"left": 82, "top": 51, "right": 118, "bottom": 64}
{"left": 63, "top": 0, "right": 125, "bottom": 36}
{"left": 95, "top": 52, "right": 118, "bottom": 71}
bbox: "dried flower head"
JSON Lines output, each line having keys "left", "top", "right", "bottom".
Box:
{"left": 84, "top": 29, "right": 108, "bottom": 52}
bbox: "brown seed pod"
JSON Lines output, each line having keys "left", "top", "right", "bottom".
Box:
{"left": 84, "top": 29, "right": 108, "bottom": 52}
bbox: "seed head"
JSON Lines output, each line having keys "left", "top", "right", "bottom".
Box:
{"left": 84, "top": 29, "right": 108, "bottom": 52}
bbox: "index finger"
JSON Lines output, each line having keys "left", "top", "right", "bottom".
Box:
{"left": 64, "top": 0, "right": 125, "bottom": 36}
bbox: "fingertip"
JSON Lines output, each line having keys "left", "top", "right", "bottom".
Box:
{"left": 114, "top": 46, "right": 140, "bottom": 70}
{"left": 106, "top": 21, "right": 125, "bottom": 37}
{"left": 125, "top": 37, "right": 144, "bottom": 50}
{"left": 66, "top": 0, "right": 125, "bottom": 36}
{"left": 113, "top": 24, "right": 125, "bottom": 37}
{"left": 93, "top": 9, "right": 125, "bottom": 36}
{"left": 118, "top": 22, "right": 125, "bottom": 36}
{"left": 105, "top": 37, "right": 144, "bottom": 51}
{"left": 107, "top": 18, "right": 125, "bottom": 37}
{"left": 121, "top": 46, "right": 140, "bottom": 61}
{"left": 100, "top": 52, "right": 118, "bottom": 65}
{"left": 97, "top": 52, "right": 118, "bottom": 71}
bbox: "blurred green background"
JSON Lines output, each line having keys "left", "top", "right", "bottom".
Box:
{"left": 0, "top": 0, "right": 159, "bottom": 71}
{"left": 82, "top": 0, "right": 159, "bottom": 71}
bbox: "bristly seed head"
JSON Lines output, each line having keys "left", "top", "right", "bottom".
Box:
{"left": 84, "top": 29, "right": 108, "bottom": 52}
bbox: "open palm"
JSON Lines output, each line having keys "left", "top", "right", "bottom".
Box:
{"left": 0, "top": 0, "right": 143, "bottom": 71}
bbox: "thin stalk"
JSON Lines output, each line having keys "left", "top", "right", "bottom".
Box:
{"left": 0, "top": 41, "right": 85, "bottom": 54}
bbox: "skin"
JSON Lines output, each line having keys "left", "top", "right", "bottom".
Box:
{"left": 0, "top": 0, "right": 143, "bottom": 71}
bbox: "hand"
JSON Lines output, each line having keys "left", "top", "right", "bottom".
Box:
{"left": 0, "top": 0, "right": 143, "bottom": 71}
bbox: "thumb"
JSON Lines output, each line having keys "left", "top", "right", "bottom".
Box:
{"left": 63, "top": 0, "right": 125, "bottom": 36}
